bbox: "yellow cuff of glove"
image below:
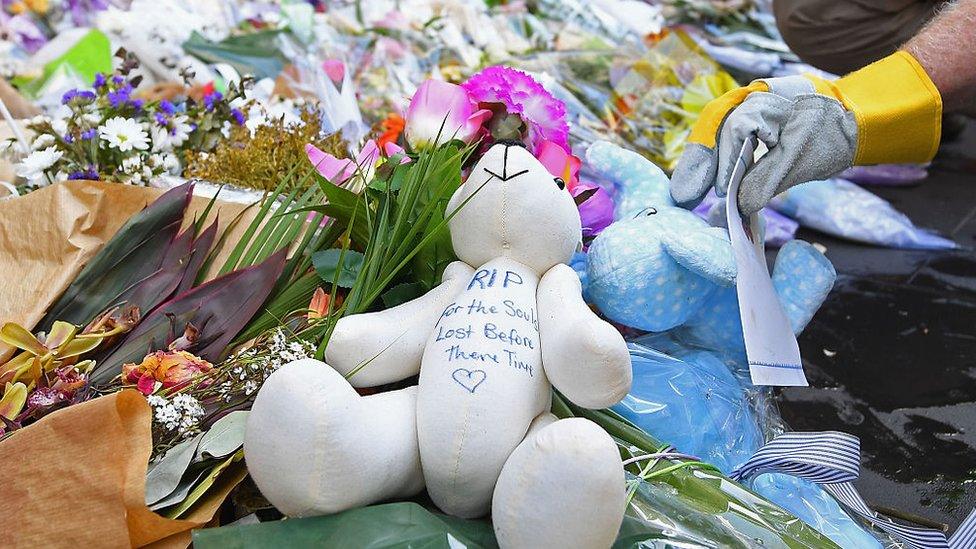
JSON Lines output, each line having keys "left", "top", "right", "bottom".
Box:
{"left": 688, "top": 81, "right": 769, "bottom": 148}
{"left": 807, "top": 51, "right": 942, "bottom": 165}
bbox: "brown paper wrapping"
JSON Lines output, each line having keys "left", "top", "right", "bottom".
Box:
{"left": 0, "top": 390, "right": 246, "bottom": 548}
{"left": 0, "top": 181, "right": 259, "bottom": 546}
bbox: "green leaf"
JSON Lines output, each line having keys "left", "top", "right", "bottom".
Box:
{"left": 312, "top": 249, "right": 365, "bottom": 288}
{"left": 380, "top": 282, "right": 425, "bottom": 308}
{"left": 145, "top": 434, "right": 203, "bottom": 506}
{"left": 165, "top": 450, "right": 244, "bottom": 519}
{"left": 192, "top": 502, "right": 498, "bottom": 549}
{"left": 196, "top": 411, "right": 248, "bottom": 460}
{"left": 182, "top": 30, "right": 288, "bottom": 80}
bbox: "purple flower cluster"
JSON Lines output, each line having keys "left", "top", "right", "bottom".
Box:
{"left": 107, "top": 84, "right": 134, "bottom": 108}
{"left": 67, "top": 166, "right": 100, "bottom": 180}
{"left": 93, "top": 73, "right": 107, "bottom": 89}
{"left": 203, "top": 91, "right": 223, "bottom": 112}
{"left": 61, "top": 89, "right": 97, "bottom": 105}
{"left": 231, "top": 108, "right": 245, "bottom": 126}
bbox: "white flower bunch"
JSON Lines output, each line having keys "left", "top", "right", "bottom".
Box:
{"left": 148, "top": 393, "right": 206, "bottom": 437}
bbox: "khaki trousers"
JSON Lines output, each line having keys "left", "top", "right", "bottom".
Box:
{"left": 773, "top": 0, "right": 946, "bottom": 75}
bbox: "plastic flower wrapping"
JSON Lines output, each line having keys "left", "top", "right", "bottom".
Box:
{"left": 0, "top": 0, "right": 965, "bottom": 548}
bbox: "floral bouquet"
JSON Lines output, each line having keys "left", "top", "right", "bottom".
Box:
{"left": 3, "top": 50, "right": 247, "bottom": 190}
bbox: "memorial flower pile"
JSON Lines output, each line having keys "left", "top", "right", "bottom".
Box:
{"left": 0, "top": 2, "right": 959, "bottom": 547}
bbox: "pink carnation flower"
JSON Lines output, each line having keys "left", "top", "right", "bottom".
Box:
{"left": 461, "top": 66, "right": 570, "bottom": 156}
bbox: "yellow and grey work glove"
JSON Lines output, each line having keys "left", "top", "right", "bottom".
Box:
{"left": 670, "top": 51, "right": 943, "bottom": 215}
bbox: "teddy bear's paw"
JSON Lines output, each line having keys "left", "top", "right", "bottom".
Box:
{"left": 538, "top": 264, "right": 632, "bottom": 409}
{"left": 325, "top": 261, "right": 474, "bottom": 388}
{"left": 244, "top": 358, "right": 424, "bottom": 517}
{"left": 491, "top": 417, "right": 626, "bottom": 549}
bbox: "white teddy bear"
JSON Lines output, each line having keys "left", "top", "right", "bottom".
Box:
{"left": 245, "top": 141, "right": 634, "bottom": 548}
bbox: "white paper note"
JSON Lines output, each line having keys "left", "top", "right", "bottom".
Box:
{"left": 725, "top": 136, "right": 808, "bottom": 386}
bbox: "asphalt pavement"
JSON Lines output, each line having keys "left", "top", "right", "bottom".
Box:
{"left": 777, "top": 121, "right": 976, "bottom": 532}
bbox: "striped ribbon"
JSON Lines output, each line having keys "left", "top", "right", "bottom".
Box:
{"left": 730, "top": 431, "right": 976, "bottom": 549}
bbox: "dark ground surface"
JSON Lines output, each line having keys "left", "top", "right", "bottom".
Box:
{"left": 776, "top": 122, "right": 976, "bottom": 532}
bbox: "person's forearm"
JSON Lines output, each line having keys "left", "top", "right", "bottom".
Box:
{"left": 903, "top": 0, "right": 976, "bottom": 114}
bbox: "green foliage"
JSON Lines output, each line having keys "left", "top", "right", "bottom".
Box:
{"left": 312, "top": 249, "right": 365, "bottom": 288}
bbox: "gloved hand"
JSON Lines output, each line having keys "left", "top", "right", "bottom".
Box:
{"left": 670, "top": 51, "right": 943, "bottom": 215}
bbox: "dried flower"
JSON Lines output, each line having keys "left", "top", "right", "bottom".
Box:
{"left": 122, "top": 350, "right": 213, "bottom": 396}
{"left": 307, "top": 287, "right": 331, "bottom": 320}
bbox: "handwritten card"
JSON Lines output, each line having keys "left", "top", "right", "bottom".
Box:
{"left": 725, "top": 137, "right": 808, "bottom": 387}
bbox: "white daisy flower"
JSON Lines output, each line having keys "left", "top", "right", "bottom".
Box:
{"left": 15, "top": 147, "right": 62, "bottom": 185}
{"left": 151, "top": 115, "right": 193, "bottom": 152}
{"left": 99, "top": 117, "right": 150, "bottom": 152}
{"left": 50, "top": 118, "right": 69, "bottom": 137}
{"left": 31, "top": 134, "right": 55, "bottom": 150}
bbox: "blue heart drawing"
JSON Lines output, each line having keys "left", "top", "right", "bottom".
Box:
{"left": 452, "top": 368, "right": 487, "bottom": 393}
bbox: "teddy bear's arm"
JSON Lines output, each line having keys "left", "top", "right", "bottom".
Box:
{"left": 537, "top": 264, "right": 632, "bottom": 409}
{"left": 325, "top": 261, "right": 474, "bottom": 387}
{"left": 661, "top": 226, "right": 737, "bottom": 286}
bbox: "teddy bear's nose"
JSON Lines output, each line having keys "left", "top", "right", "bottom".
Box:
{"left": 495, "top": 139, "right": 527, "bottom": 149}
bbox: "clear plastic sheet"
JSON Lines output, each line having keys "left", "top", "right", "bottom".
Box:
{"left": 769, "top": 178, "right": 957, "bottom": 250}
{"left": 513, "top": 28, "right": 739, "bottom": 172}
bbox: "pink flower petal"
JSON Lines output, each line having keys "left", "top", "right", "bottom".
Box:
{"left": 306, "top": 143, "right": 354, "bottom": 184}
{"left": 536, "top": 140, "right": 581, "bottom": 189}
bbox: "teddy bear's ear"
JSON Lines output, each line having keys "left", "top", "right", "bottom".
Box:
{"left": 660, "top": 226, "right": 736, "bottom": 286}
{"left": 584, "top": 141, "right": 674, "bottom": 220}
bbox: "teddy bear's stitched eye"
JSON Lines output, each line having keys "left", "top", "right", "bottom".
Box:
{"left": 644, "top": 207, "right": 657, "bottom": 216}
{"left": 554, "top": 177, "right": 566, "bottom": 190}
{"left": 634, "top": 207, "right": 658, "bottom": 218}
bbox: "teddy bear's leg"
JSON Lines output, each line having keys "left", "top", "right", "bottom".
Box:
{"left": 244, "top": 359, "right": 424, "bottom": 517}
{"left": 491, "top": 415, "right": 627, "bottom": 549}
{"left": 771, "top": 240, "right": 836, "bottom": 335}
{"left": 538, "top": 264, "right": 632, "bottom": 409}
{"left": 326, "top": 261, "right": 474, "bottom": 387}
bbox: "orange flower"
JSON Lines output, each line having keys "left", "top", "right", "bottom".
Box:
{"left": 122, "top": 350, "right": 213, "bottom": 395}
{"left": 307, "top": 287, "right": 331, "bottom": 320}
{"left": 377, "top": 113, "right": 405, "bottom": 149}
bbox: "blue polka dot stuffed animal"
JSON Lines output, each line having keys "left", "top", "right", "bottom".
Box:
{"left": 583, "top": 141, "right": 836, "bottom": 355}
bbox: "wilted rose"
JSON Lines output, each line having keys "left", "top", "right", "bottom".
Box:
{"left": 122, "top": 350, "right": 213, "bottom": 396}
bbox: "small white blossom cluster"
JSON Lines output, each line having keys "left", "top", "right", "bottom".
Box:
{"left": 218, "top": 328, "right": 316, "bottom": 401}
{"left": 148, "top": 393, "right": 206, "bottom": 438}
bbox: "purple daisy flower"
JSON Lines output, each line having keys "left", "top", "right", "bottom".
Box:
{"left": 462, "top": 66, "right": 570, "bottom": 156}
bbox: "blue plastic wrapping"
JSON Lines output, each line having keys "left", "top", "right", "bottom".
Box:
{"left": 769, "top": 178, "right": 956, "bottom": 250}
{"left": 614, "top": 341, "right": 885, "bottom": 548}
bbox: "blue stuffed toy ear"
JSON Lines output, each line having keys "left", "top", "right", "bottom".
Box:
{"left": 585, "top": 141, "right": 674, "bottom": 219}
{"left": 661, "top": 226, "right": 737, "bottom": 287}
